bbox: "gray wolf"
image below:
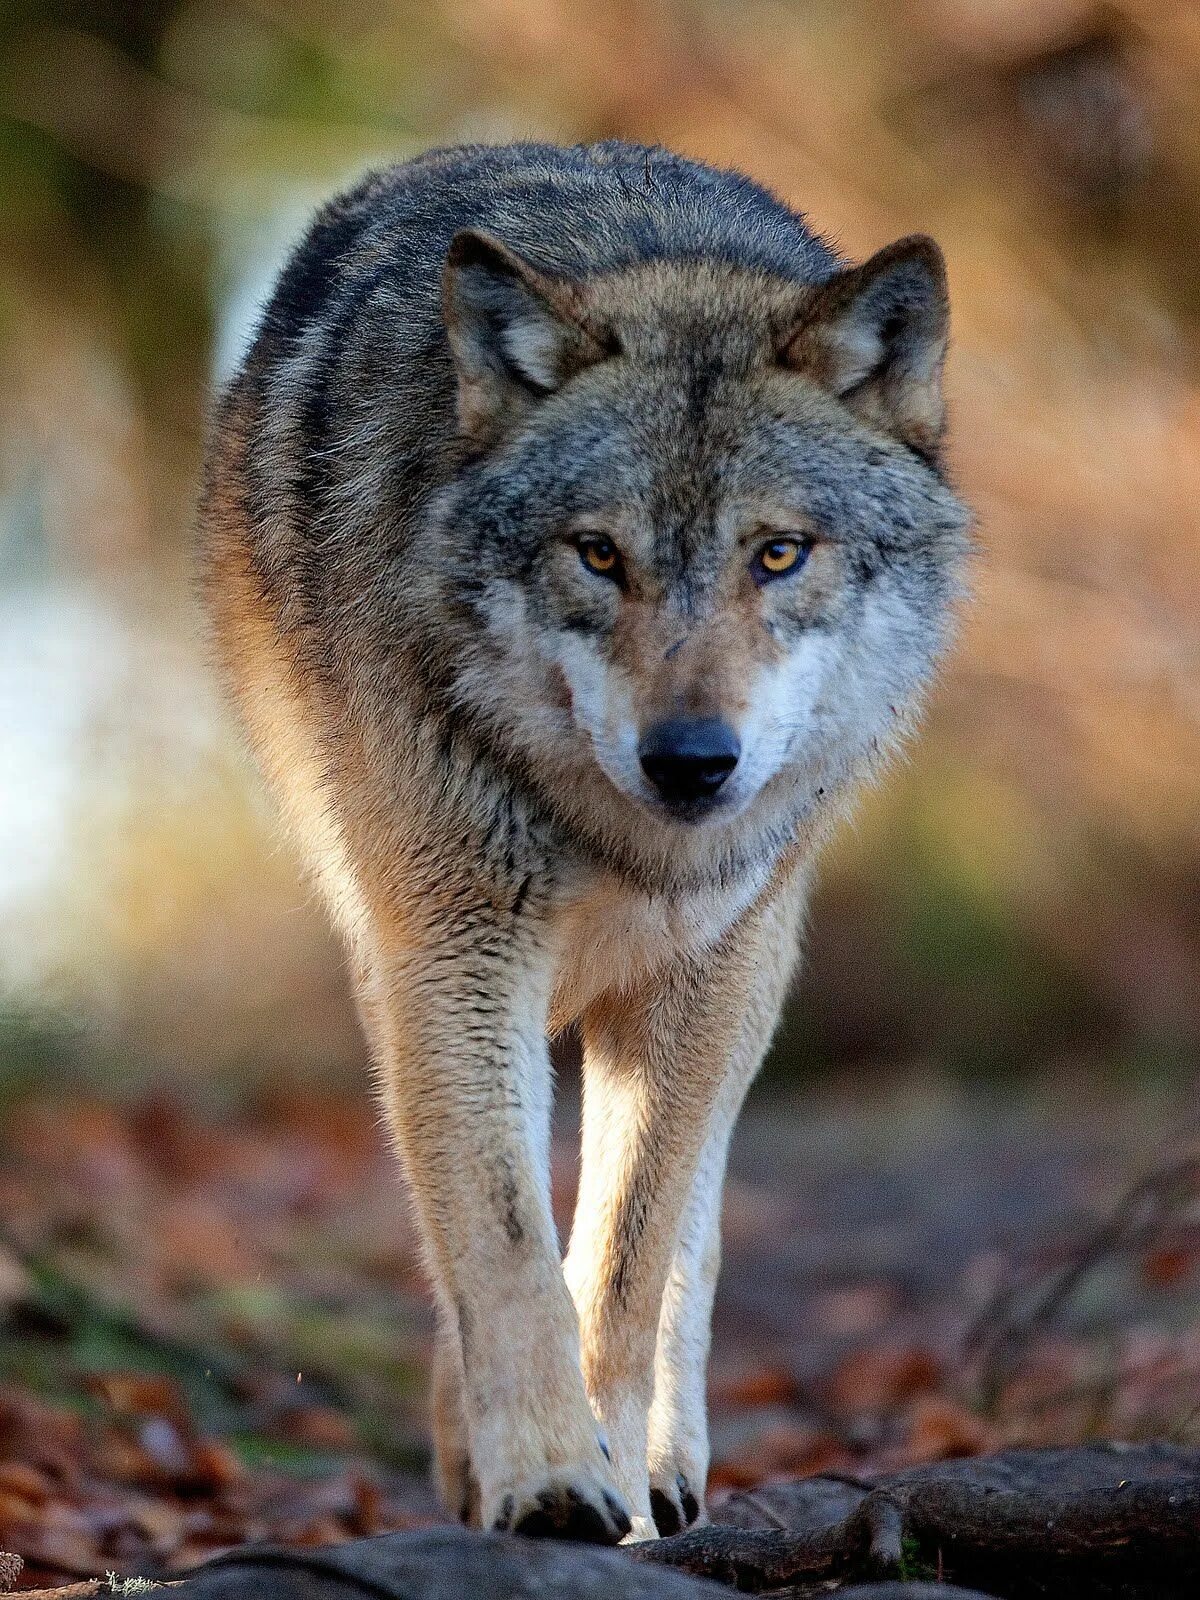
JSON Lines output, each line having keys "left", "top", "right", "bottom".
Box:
{"left": 198, "top": 140, "right": 970, "bottom": 1544}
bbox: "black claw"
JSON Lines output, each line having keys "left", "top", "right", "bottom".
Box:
{"left": 650, "top": 1486, "right": 682, "bottom": 1537}
{"left": 564, "top": 1488, "right": 609, "bottom": 1543}
{"left": 598, "top": 1436, "right": 612, "bottom": 1461}
{"left": 493, "top": 1492, "right": 515, "bottom": 1532}
{"left": 652, "top": 1473, "right": 701, "bottom": 1536}
{"left": 678, "top": 1473, "right": 701, "bottom": 1526}
{"left": 603, "top": 1490, "right": 632, "bottom": 1538}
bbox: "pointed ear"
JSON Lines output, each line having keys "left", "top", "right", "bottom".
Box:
{"left": 783, "top": 235, "right": 950, "bottom": 460}
{"left": 443, "top": 229, "right": 611, "bottom": 447}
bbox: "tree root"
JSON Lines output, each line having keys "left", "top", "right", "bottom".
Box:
{"left": 634, "top": 1442, "right": 1200, "bottom": 1596}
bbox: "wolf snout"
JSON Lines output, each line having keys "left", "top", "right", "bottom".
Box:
{"left": 638, "top": 716, "right": 740, "bottom": 811}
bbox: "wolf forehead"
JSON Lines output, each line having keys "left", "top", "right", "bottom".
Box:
{"left": 443, "top": 256, "right": 956, "bottom": 559}
{"left": 535, "top": 256, "right": 812, "bottom": 366}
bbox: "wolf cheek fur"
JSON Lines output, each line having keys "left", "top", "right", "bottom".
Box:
{"left": 198, "top": 142, "right": 971, "bottom": 1544}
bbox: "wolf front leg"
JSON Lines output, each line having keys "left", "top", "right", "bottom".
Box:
{"left": 360, "top": 895, "right": 631, "bottom": 1544}
{"left": 645, "top": 900, "right": 798, "bottom": 1533}
{"left": 563, "top": 877, "right": 803, "bottom": 1540}
{"left": 566, "top": 876, "right": 809, "bottom": 1536}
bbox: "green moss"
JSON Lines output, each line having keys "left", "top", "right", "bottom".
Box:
{"left": 897, "top": 1533, "right": 937, "bottom": 1582}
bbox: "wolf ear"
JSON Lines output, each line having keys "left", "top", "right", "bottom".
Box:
{"left": 783, "top": 235, "right": 949, "bottom": 460}
{"left": 443, "top": 229, "right": 610, "bottom": 447}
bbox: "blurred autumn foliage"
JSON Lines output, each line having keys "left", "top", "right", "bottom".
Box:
{"left": 2, "top": 1078, "right": 1198, "bottom": 1585}
{"left": 1, "top": 0, "right": 1199, "bottom": 1080}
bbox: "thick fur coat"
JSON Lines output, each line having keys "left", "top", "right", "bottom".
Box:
{"left": 199, "top": 141, "right": 970, "bottom": 1543}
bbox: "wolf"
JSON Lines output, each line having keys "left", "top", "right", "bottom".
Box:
{"left": 198, "top": 140, "right": 970, "bottom": 1544}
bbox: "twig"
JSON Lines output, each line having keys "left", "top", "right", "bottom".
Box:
{"left": 964, "top": 1155, "right": 1200, "bottom": 1409}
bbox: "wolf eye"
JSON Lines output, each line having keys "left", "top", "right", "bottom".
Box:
{"left": 575, "top": 534, "right": 624, "bottom": 584}
{"left": 752, "top": 536, "right": 811, "bottom": 585}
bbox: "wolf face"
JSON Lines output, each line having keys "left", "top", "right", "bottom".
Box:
{"left": 437, "top": 233, "right": 970, "bottom": 834}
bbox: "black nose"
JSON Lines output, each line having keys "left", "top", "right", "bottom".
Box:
{"left": 638, "top": 717, "right": 740, "bottom": 809}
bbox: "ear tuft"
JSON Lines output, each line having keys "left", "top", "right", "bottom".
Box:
{"left": 443, "top": 230, "right": 609, "bottom": 446}
{"left": 783, "top": 235, "right": 950, "bottom": 459}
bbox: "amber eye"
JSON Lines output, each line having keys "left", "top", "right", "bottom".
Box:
{"left": 576, "top": 534, "right": 624, "bottom": 583}
{"left": 752, "top": 535, "right": 811, "bottom": 584}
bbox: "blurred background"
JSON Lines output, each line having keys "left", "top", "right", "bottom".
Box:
{"left": 2, "top": 4, "right": 1200, "bottom": 1581}
{"left": 2, "top": 0, "right": 1199, "bottom": 1093}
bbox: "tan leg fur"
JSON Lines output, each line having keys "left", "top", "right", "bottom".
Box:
{"left": 561, "top": 868, "right": 804, "bottom": 1536}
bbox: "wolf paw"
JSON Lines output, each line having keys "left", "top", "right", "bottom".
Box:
{"left": 490, "top": 1469, "right": 632, "bottom": 1543}
{"left": 648, "top": 1469, "right": 702, "bottom": 1537}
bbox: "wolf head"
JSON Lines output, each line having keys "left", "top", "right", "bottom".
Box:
{"left": 434, "top": 229, "right": 970, "bottom": 841}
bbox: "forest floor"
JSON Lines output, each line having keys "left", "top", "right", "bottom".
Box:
{"left": 0, "top": 1067, "right": 1197, "bottom": 1590}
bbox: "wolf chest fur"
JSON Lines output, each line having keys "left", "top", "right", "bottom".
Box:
{"left": 199, "top": 140, "right": 970, "bottom": 1544}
